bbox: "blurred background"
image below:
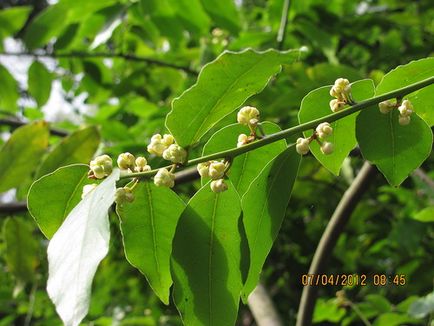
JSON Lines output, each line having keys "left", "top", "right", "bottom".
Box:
{"left": 0, "top": 0, "right": 433, "bottom": 325}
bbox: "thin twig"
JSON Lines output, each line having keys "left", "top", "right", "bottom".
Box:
{"left": 0, "top": 51, "right": 199, "bottom": 75}
{"left": 277, "top": 0, "right": 291, "bottom": 50}
{"left": 0, "top": 118, "right": 69, "bottom": 137}
{"left": 248, "top": 283, "right": 283, "bottom": 326}
{"left": 296, "top": 162, "right": 377, "bottom": 326}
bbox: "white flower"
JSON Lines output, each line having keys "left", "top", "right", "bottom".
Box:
{"left": 237, "top": 134, "right": 249, "bottom": 147}
{"left": 210, "top": 179, "right": 228, "bottom": 193}
{"left": 378, "top": 100, "right": 395, "bottom": 114}
{"left": 117, "top": 152, "right": 135, "bottom": 170}
{"left": 398, "top": 115, "right": 411, "bottom": 126}
{"left": 90, "top": 154, "right": 113, "bottom": 179}
{"left": 296, "top": 137, "right": 310, "bottom": 155}
{"left": 398, "top": 100, "right": 413, "bottom": 117}
{"left": 208, "top": 161, "right": 226, "bottom": 180}
{"left": 81, "top": 184, "right": 98, "bottom": 199}
{"left": 134, "top": 156, "right": 151, "bottom": 172}
{"left": 197, "top": 162, "right": 210, "bottom": 177}
{"left": 237, "top": 106, "right": 260, "bottom": 126}
{"left": 330, "top": 78, "right": 351, "bottom": 102}
{"left": 154, "top": 168, "right": 175, "bottom": 188}
{"left": 147, "top": 133, "right": 174, "bottom": 156}
{"left": 162, "top": 144, "right": 187, "bottom": 163}
{"left": 329, "top": 99, "right": 346, "bottom": 112}
{"left": 320, "top": 142, "right": 334, "bottom": 155}
{"left": 316, "top": 122, "right": 333, "bottom": 139}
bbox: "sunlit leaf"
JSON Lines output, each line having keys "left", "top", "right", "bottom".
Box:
{"left": 116, "top": 182, "right": 185, "bottom": 304}
{"left": 0, "top": 64, "right": 18, "bottom": 112}
{"left": 47, "top": 169, "right": 119, "bottom": 326}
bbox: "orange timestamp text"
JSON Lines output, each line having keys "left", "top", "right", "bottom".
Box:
{"left": 301, "top": 274, "right": 407, "bottom": 286}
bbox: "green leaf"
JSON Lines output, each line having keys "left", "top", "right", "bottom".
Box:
{"left": 373, "top": 312, "right": 418, "bottom": 326}
{"left": 28, "top": 61, "right": 53, "bottom": 107}
{"left": 0, "top": 121, "right": 49, "bottom": 193}
{"left": 199, "top": 0, "right": 240, "bottom": 34}
{"left": 36, "top": 126, "right": 100, "bottom": 178}
{"left": 241, "top": 145, "right": 300, "bottom": 300}
{"left": 202, "top": 122, "right": 287, "bottom": 195}
{"left": 408, "top": 292, "right": 434, "bottom": 319}
{"left": 0, "top": 64, "right": 18, "bottom": 112}
{"left": 376, "top": 57, "right": 434, "bottom": 126}
{"left": 166, "top": 48, "right": 302, "bottom": 147}
{"left": 46, "top": 169, "right": 119, "bottom": 326}
{"left": 28, "top": 164, "right": 98, "bottom": 239}
{"left": 116, "top": 182, "right": 186, "bottom": 305}
{"left": 0, "top": 6, "right": 32, "bottom": 41}
{"left": 299, "top": 79, "right": 375, "bottom": 175}
{"left": 412, "top": 207, "right": 434, "bottom": 223}
{"left": 356, "top": 108, "right": 433, "bottom": 186}
{"left": 3, "top": 218, "right": 39, "bottom": 283}
{"left": 172, "top": 181, "right": 243, "bottom": 326}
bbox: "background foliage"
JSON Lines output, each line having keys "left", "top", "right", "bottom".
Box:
{"left": 0, "top": 0, "right": 433, "bottom": 325}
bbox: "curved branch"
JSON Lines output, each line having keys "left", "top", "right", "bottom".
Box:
{"left": 277, "top": 0, "right": 291, "bottom": 50}
{"left": 0, "top": 51, "right": 199, "bottom": 75}
{"left": 0, "top": 118, "right": 69, "bottom": 137}
{"left": 248, "top": 283, "right": 283, "bottom": 326}
{"left": 296, "top": 162, "right": 377, "bottom": 326}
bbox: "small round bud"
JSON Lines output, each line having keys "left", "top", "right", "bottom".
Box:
{"left": 378, "top": 100, "right": 394, "bottom": 114}
{"left": 147, "top": 133, "right": 173, "bottom": 156}
{"left": 162, "top": 144, "right": 187, "bottom": 163}
{"left": 320, "top": 142, "right": 334, "bottom": 155}
{"left": 398, "top": 115, "right": 411, "bottom": 126}
{"left": 237, "top": 106, "right": 260, "bottom": 126}
{"left": 334, "top": 78, "right": 350, "bottom": 92}
{"left": 81, "top": 183, "right": 98, "bottom": 199}
{"left": 296, "top": 137, "right": 310, "bottom": 155}
{"left": 90, "top": 154, "right": 113, "bottom": 177}
{"left": 115, "top": 187, "right": 135, "bottom": 205}
{"left": 208, "top": 161, "right": 226, "bottom": 180}
{"left": 154, "top": 168, "right": 175, "bottom": 188}
{"left": 134, "top": 156, "right": 151, "bottom": 172}
{"left": 91, "top": 165, "right": 105, "bottom": 179}
{"left": 117, "top": 152, "right": 135, "bottom": 170}
{"left": 316, "top": 122, "right": 333, "bottom": 139}
{"left": 329, "top": 99, "right": 345, "bottom": 112}
{"left": 197, "top": 162, "right": 210, "bottom": 177}
{"left": 237, "top": 134, "right": 249, "bottom": 148}
{"left": 162, "top": 134, "right": 175, "bottom": 147}
{"left": 398, "top": 100, "right": 413, "bottom": 117}
{"left": 210, "top": 179, "right": 228, "bottom": 193}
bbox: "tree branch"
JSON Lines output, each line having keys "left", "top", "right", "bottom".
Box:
{"left": 0, "top": 51, "right": 199, "bottom": 75}
{"left": 0, "top": 118, "right": 69, "bottom": 137}
{"left": 277, "top": 0, "right": 291, "bottom": 50}
{"left": 296, "top": 162, "right": 377, "bottom": 326}
{"left": 248, "top": 283, "right": 283, "bottom": 326}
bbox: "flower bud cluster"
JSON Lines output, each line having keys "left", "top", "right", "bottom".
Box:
{"left": 90, "top": 154, "right": 113, "bottom": 179}
{"left": 329, "top": 78, "right": 352, "bottom": 112}
{"left": 147, "top": 134, "right": 174, "bottom": 156}
{"left": 378, "top": 100, "right": 395, "bottom": 114}
{"left": 117, "top": 152, "right": 151, "bottom": 172}
{"left": 210, "top": 179, "right": 228, "bottom": 193}
{"left": 162, "top": 144, "right": 187, "bottom": 163}
{"left": 397, "top": 100, "right": 413, "bottom": 126}
{"left": 296, "top": 137, "right": 310, "bottom": 155}
{"left": 296, "top": 123, "right": 334, "bottom": 156}
{"left": 196, "top": 160, "right": 228, "bottom": 193}
{"left": 115, "top": 187, "right": 135, "bottom": 205}
{"left": 237, "top": 106, "right": 260, "bottom": 128}
{"left": 154, "top": 168, "right": 175, "bottom": 188}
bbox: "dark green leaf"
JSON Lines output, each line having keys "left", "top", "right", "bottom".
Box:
{"left": 0, "top": 64, "right": 18, "bottom": 112}
{"left": 356, "top": 108, "right": 432, "bottom": 186}
{"left": 172, "top": 181, "right": 243, "bottom": 326}
{"left": 241, "top": 145, "right": 300, "bottom": 300}
{"left": 0, "top": 121, "right": 49, "bottom": 193}
{"left": 28, "top": 164, "right": 97, "bottom": 239}
{"left": 28, "top": 61, "right": 53, "bottom": 107}
{"left": 376, "top": 57, "right": 434, "bottom": 126}
{"left": 0, "top": 6, "right": 32, "bottom": 41}
{"left": 3, "top": 218, "right": 39, "bottom": 283}
{"left": 36, "top": 126, "right": 100, "bottom": 178}
{"left": 166, "top": 48, "right": 302, "bottom": 147}
{"left": 116, "top": 182, "right": 186, "bottom": 305}
{"left": 299, "top": 79, "right": 375, "bottom": 175}
{"left": 202, "top": 122, "right": 286, "bottom": 195}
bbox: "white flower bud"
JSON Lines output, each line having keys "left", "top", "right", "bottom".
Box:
{"left": 197, "top": 162, "right": 210, "bottom": 177}
{"left": 81, "top": 183, "right": 98, "bottom": 199}
{"left": 237, "top": 134, "right": 249, "bottom": 147}
{"left": 90, "top": 154, "right": 113, "bottom": 178}
{"left": 134, "top": 156, "right": 151, "bottom": 172}
{"left": 378, "top": 100, "right": 394, "bottom": 114}
{"left": 147, "top": 133, "right": 174, "bottom": 157}
{"left": 162, "top": 144, "right": 187, "bottom": 163}
{"left": 398, "top": 100, "right": 413, "bottom": 117}
{"left": 333, "top": 78, "right": 350, "bottom": 92}
{"left": 117, "top": 152, "right": 135, "bottom": 170}
{"left": 154, "top": 168, "right": 175, "bottom": 188}
{"left": 296, "top": 137, "right": 310, "bottom": 155}
{"left": 162, "top": 134, "right": 175, "bottom": 147}
{"left": 316, "top": 122, "right": 333, "bottom": 139}
{"left": 210, "top": 179, "right": 228, "bottom": 193}
{"left": 115, "top": 187, "right": 134, "bottom": 204}
{"left": 237, "top": 106, "right": 260, "bottom": 126}
{"left": 330, "top": 78, "right": 351, "bottom": 101}
{"left": 398, "top": 115, "right": 411, "bottom": 126}
{"left": 329, "top": 99, "right": 345, "bottom": 112}
{"left": 208, "top": 161, "right": 226, "bottom": 180}
{"left": 320, "top": 142, "right": 334, "bottom": 155}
